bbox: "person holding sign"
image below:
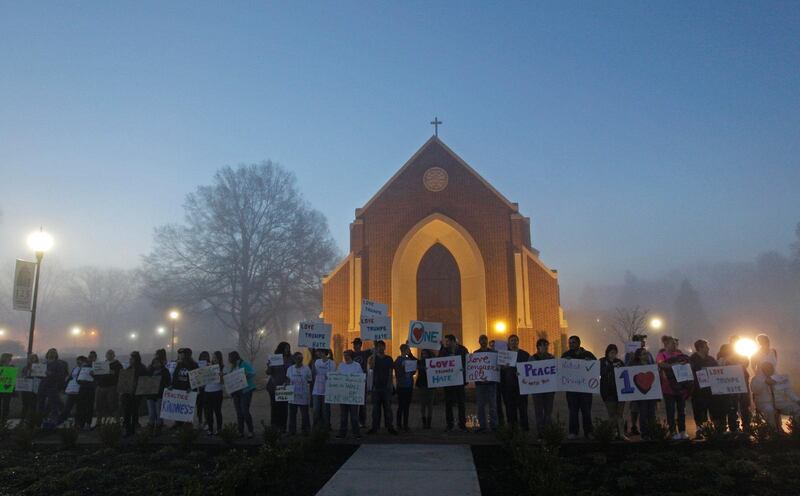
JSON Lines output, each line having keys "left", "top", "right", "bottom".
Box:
{"left": 561, "top": 335, "right": 597, "bottom": 440}
{"left": 367, "top": 340, "right": 398, "bottom": 435}
{"left": 121, "top": 351, "right": 148, "bottom": 437}
{"left": 500, "top": 335, "right": 531, "bottom": 431}
{"left": 623, "top": 334, "right": 653, "bottom": 437}
{"left": 196, "top": 351, "right": 211, "bottom": 427}
{"left": 630, "top": 348, "right": 659, "bottom": 439}
{"left": 751, "top": 361, "right": 800, "bottom": 430}
{"left": 394, "top": 344, "right": 416, "bottom": 432}
{"left": 228, "top": 351, "right": 256, "bottom": 439}
{"left": 145, "top": 356, "right": 172, "bottom": 434}
{"left": 656, "top": 336, "right": 691, "bottom": 440}
{"left": 312, "top": 349, "right": 334, "bottom": 432}
{"left": 688, "top": 339, "right": 721, "bottom": 437}
{"left": 19, "top": 354, "right": 40, "bottom": 424}
{"left": 94, "top": 349, "right": 124, "bottom": 427}
{"left": 287, "top": 352, "right": 312, "bottom": 435}
{"left": 266, "top": 342, "right": 292, "bottom": 433}
{"left": 0, "top": 354, "right": 13, "bottom": 423}
{"left": 717, "top": 342, "right": 752, "bottom": 434}
{"left": 529, "top": 338, "right": 555, "bottom": 436}
{"left": 335, "top": 350, "right": 363, "bottom": 439}
{"left": 415, "top": 349, "right": 436, "bottom": 429}
{"left": 38, "top": 348, "right": 68, "bottom": 425}
{"left": 473, "top": 335, "right": 499, "bottom": 432}
{"left": 351, "top": 338, "right": 371, "bottom": 428}
{"left": 751, "top": 333, "right": 778, "bottom": 375}
{"left": 58, "top": 355, "right": 86, "bottom": 426}
{"left": 440, "top": 334, "right": 469, "bottom": 432}
{"left": 600, "top": 345, "right": 627, "bottom": 441}
{"left": 203, "top": 351, "right": 225, "bottom": 435}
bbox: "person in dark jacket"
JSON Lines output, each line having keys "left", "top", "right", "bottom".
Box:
{"left": 38, "top": 348, "right": 68, "bottom": 424}
{"left": 351, "top": 338, "right": 371, "bottom": 428}
{"left": 500, "top": 334, "right": 531, "bottom": 431}
{"left": 171, "top": 348, "right": 199, "bottom": 391}
{"left": 561, "top": 335, "right": 597, "bottom": 439}
{"left": 204, "top": 351, "right": 225, "bottom": 435}
{"left": 689, "top": 339, "right": 721, "bottom": 438}
{"left": 440, "top": 334, "right": 469, "bottom": 432}
{"left": 94, "top": 349, "right": 123, "bottom": 426}
{"left": 266, "top": 342, "right": 292, "bottom": 433}
{"left": 717, "top": 342, "right": 752, "bottom": 434}
{"left": 367, "top": 340, "right": 398, "bottom": 435}
{"left": 196, "top": 351, "right": 210, "bottom": 426}
{"left": 530, "top": 338, "right": 555, "bottom": 437}
{"left": 19, "top": 353, "right": 40, "bottom": 425}
{"left": 121, "top": 351, "right": 148, "bottom": 437}
{"left": 600, "top": 344, "right": 627, "bottom": 440}
{"left": 146, "top": 356, "right": 171, "bottom": 434}
{"left": 416, "top": 348, "right": 436, "bottom": 429}
{"left": 394, "top": 344, "right": 416, "bottom": 431}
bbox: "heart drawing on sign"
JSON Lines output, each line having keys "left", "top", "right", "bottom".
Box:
{"left": 411, "top": 322, "right": 424, "bottom": 343}
{"left": 633, "top": 372, "right": 655, "bottom": 394}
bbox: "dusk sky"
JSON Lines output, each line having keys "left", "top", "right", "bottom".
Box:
{"left": 1, "top": 2, "right": 798, "bottom": 306}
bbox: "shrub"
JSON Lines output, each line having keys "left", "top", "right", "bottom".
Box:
{"left": 787, "top": 416, "right": 800, "bottom": 440}
{"left": 750, "top": 413, "right": 778, "bottom": 443}
{"left": 11, "top": 423, "right": 35, "bottom": 451}
{"left": 133, "top": 429, "right": 153, "bottom": 452}
{"left": 541, "top": 417, "right": 565, "bottom": 452}
{"left": 592, "top": 417, "right": 616, "bottom": 447}
{"left": 58, "top": 425, "right": 80, "bottom": 450}
{"left": 696, "top": 420, "right": 727, "bottom": 442}
{"left": 0, "top": 420, "right": 11, "bottom": 440}
{"left": 176, "top": 424, "right": 200, "bottom": 450}
{"left": 643, "top": 419, "right": 671, "bottom": 443}
{"left": 499, "top": 427, "right": 566, "bottom": 496}
{"left": 219, "top": 422, "right": 240, "bottom": 447}
{"left": 98, "top": 419, "right": 123, "bottom": 448}
{"left": 261, "top": 420, "right": 282, "bottom": 447}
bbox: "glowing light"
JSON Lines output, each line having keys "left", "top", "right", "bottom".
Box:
{"left": 258, "top": 329, "right": 266, "bottom": 335}
{"left": 0, "top": 329, "right": 5, "bottom": 337}
{"left": 157, "top": 326, "right": 166, "bottom": 335}
{"left": 168, "top": 310, "right": 180, "bottom": 320}
{"left": 494, "top": 321, "right": 507, "bottom": 333}
{"left": 71, "top": 326, "right": 82, "bottom": 336}
{"left": 734, "top": 337, "right": 758, "bottom": 358}
{"left": 27, "top": 230, "right": 54, "bottom": 253}
{"left": 90, "top": 330, "right": 97, "bottom": 336}
{"left": 129, "top": 332, "right": 138, "bottom": 340}
{"left": 650, "top": 317, "right": 664, "bottom": 330}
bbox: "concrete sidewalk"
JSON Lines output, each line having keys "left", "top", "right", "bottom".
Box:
{"left": 316, "top": 444, "right": 481, "bottom": 496}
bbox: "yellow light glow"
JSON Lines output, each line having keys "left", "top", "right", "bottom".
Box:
{"left": 734, "top": 337, "right": 758, "bottom": 358}
{"left": 0, "top": 329, "right": 5, "bottom": 336}
{"left": 494, "top": 321, "right": 507, "bottom": 333}
{"left": 157, "top": 326, "right": 166, "bottom": 335}
{"left": 168, "top": 310, "right": 180, "bottom": 320}
{"left": 27, "top": 230, "right": 54, "bottom": 253}
{"left": 90, "top": 330, "right": 96, "bottom": 336}
{"left": 71, "top": 326, "right": 81, "bottom": 336}
{"left": 650, "top": 317, "right": 664, "bottom": 330}
{"left": 129, "top": 332, "right": 137, "bottom": 340}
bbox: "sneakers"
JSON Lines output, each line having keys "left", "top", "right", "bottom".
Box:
{"left": 679, "top": 431, "right": 690, "bottom": 440}
{"left": 630, "top": 427, "right": 640, "bottom": 436}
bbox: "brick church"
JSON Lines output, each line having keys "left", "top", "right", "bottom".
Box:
{"left": 322, "top": 135, "right": 568, "bottom": 357}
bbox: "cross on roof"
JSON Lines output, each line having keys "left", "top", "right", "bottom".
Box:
{"left": 430, "top": 117, "right": 442, "bottom": 137}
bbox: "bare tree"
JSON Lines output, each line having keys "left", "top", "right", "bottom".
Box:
{"left": 67, "top": 267, "right": 141, "bottom": 335}
{"left": 610, "top": 305, "right": 649, "bottom": 343}
{"left": 141, "top": 162, "right": 338, "bottom": 353}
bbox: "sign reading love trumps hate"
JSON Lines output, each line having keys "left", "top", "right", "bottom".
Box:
{"left": 707, "top": 366, "right": 747, "bottom": 395}
{"left": 360, "top": 315, "right": 392, "bottom": 341}
{"left": 517, "top": 359, "right": 558, "bottom": 394}
{"left": 425, "top": 356, "right": 464, "bottom": 388}
{"left": 614, "top": 364, "right": 662, "bottom": 401}
{"left": 466, "top": 353, "right": 500, "bottom": 383}
{"left": 159, "top": 389, "right": 198, "bottom": 422}
{"left": 408, "top": 321, "right": 442, "bottom": 350}
{"left": 297, "top": 321, "right": 332, "bottom": 349}
{"left": 361, "top": 299, "right": 388, "bottom": 318}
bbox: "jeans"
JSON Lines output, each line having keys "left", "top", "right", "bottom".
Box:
{"left": 531, "top": 393, "right": 554, "bottom": 436}
{"left": 121, "top": 394, "right": 140, "bottom": 435}
{"left": 396, "top": 388, "right": 413, "bottom": 429}
{"left": 502, "top": 388, "right": 530, "bottom": 431}
{"left": 371, "top": 389, "right": 393, "bottom": 430}
{"left": 475, "top": 383, "right": 498, "bottom": 430}
{"left": 59, "top": 394, "right": 78, "bottom": 425}
{"left": 269, "top": 390, "right": 289, "bottom": 432}
{"left": 312, "top": 395, "right": 331, "bottom": 431}
{"left": 232, "top": 389, "right": 254, "bottom": 434}
{"left": 637, "top": 400, "right": 658, "bottom": 438}
{"left": 38, "top": 385, "right": 63, "bottom": 422}
{"left": 726, "top": 393, "right": 752, "bottom": 433}
{"left": 289, "top": 403, "right": 310, "bottom": 434}
{"left": 76, "top": 387, "right": 93, "bottom": 429}
{"left": 204, "top": 390, "right": 223, "bottom": 432}
{"left": 604, "top": 400, "right": 626, "bottom": 437}
{"left": 147, "top": 398, "right": 162, "bottom": 426}
{"left": 0, "top": 395, "right": 10, "bottom": 423}
{"left": 418, "top": 388, "right": 434, "bottom": 421}
{"left": 339, "top": 404, "right": 360, "bottom": 436}
{"left": 444, "top": 386, "right": 466, "bottom": 429}
{"left": 566, "top": 392, "right": 593, "bottom": 436}
{"left": 663, "top": 394, "right": 686, "bottom": 433}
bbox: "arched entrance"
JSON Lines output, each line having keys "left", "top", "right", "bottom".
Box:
{"left": 416, "top": 243, "right": 463, "bottom": 342}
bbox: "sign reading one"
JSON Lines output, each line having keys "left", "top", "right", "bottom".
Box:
{"left": 466, "top": 352, "right": 500, "bottom": 383}
{"left": 361, "top": 299, "right": 388, "bottom": 318}
{"left": 707, "top": 366, "right": 747, "bottom": 395}
{"left": 297, "top": 321, "right": 332, "bottom": 349}
{"left": 614, "top": 364, "right": 663, "bottom": 401}
{"left": 425, "top": 356, "right": 464, "bottom": 388}
{"left": 324, "top": 372, "right": 366, "bottom": 405}
{"left": 517, "top": 359, "right": 558, "bottom": 394}
{"left": 13, "top": 260, "right": 36, "bottom": 311}
{"left": 407, "top": 321, "right": 442, "bottom": 350}
{"left": 159, "top": 389, "right": 197, "bottom": 422}
{"left": 360, "top": 315, "right": 392, "bottom": 341}
{"left": 223, "top": 367, "right": 248, "bottom": 394}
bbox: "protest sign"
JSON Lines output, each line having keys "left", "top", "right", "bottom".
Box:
{"left": 558, "top": 359, "right": 600, "bottom": 394}
{"left": 65, "top": 379, "right": 80, "bottom": 394}
{"left": 189, "top": 365, "right": 220, "bottom": 390}
{"left": 707, "top": 366, "right": 747, "bottom": 395}
{"left": 13, "top": 259, "right": 36, "bottom": 311}
{"left": 493, "top": 340, "right": 508, "bottom": 351}
{"left": 268, "top": 354, "right": 284, "bottom": 367}
{"left": 198, "top": 360, "right": 207, "bottom": 368}
{"left": 498, "top": 350, "right": 518, "bottom": 367}
{"left": 425, "top": 356, "right": 464, "bottom": 388}
{"left": 15, "top": 378, "right": 35, "bottom": 393}
{"left": 324, "top": 372, "right": 366, "bottom": 405}
{"left": 92, "top": 361, "right": 110, "bottom": 375}
{"left": 466, "top": 352, "right": 500, "bottom": 383}
{"left": 77, "top": 367, "right": 94, "bottom": 382}
{"left": 696, "top": 369, "right": 710, "bottom": 388}
{"left": 0, "top": 367, "right": 17, "bottom": 393}
{"left": 136, "top": 376, "right": 161, "bottom": 396}
{"left": 517, "top": 359, "right": 558, "bottom": 394}
{"left": 297, "top": 321, "right": 332, "bottom": 349}
{"left": 166, "top": 361, "right": 177, "bottom": 376}
{"left": 117, "top": 368, "right": 136, "bottom": 395}
{"left": 159, "top": 389, "right": 197, "bottom": 422}
{"left": 773, "top": 374, "right": 791, "bottom": 391}
{"left": 614, "top": 364, "right": 663, "bottom": 401}
{"left": 625, "top": 341, "right": 641, "bottom": 356}
{"left": 360, "top": 315, "right": 392, "bottom": 341}
{"left": 223, "top": 367, "right": 247, "bottom": 394}
{"left": 407, "top": 321, "right": 442, "bottom": 350}
{"left": 672, "top": 363, "right": 693, "bottom": 383}
{"left": 275, "top": 385, "right": 294, "bottom": 402}
{"left": 31, "top": 363, "right": 47, "bottom": 377}
{"left": 404, "top": 359, "right": 417, "bottom": 373}
{"left": 361, "top": 298, "right": 388, "bottom": 318}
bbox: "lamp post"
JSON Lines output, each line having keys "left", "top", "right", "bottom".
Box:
{"left": 26, "top": 229, "right": 53, "bottom": 356}
{"left": 168, "top": 310, "right": 180, "bottom": 360}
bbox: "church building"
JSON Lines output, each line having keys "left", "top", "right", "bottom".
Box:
{"left": 322, "top": 135, "right": 567, "bottom": 357}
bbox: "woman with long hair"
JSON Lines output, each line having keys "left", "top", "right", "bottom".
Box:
{"left": 267, "top": 342, "right": 292, "bottom": 432}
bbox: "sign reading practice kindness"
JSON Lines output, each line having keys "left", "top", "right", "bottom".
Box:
{"left": 360, "top": 315, "right": 392, "bottom": 341}
{"left": 297, "top": 321, "right": 332, "bottom": 349}
{"left": 466, "top": 352, "right": 500, "bottom": 383}
{"left": 559, "top": 359, "right": 600, "bottom": 394}
{"left": 614, "top": 364, "right": 662, "bottom": 401}
{"left": 324, "top": 372, "right": 366, "bottom": 405}
{"left": 707, "top": 366, "right": 747, "bottom": 395}
{"left": 159, "top": 389, "right": 197, "bottom": 422}
{"left": 408, "top": 321, "right": 442, "bottom": 350}
{"left": 425, "top": 356, "right": 464, "bottom": 388}
{"left": 517, "top": 359, "right": 558, "bottom": 394}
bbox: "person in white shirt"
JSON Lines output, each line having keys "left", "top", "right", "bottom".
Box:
{"left": 750, "top": 361, "right": 800, "bottom": 430}
{"left": 312, "top": 349, "right": 334, "bottom": 432}
{"left": 335, "top": 350, "right": 364, "bottom": 439}
{"left": 287, "top": 352, "right": 312, "bottom": 435}
{"left": 751, "top": 334, "right": 779, "bottom": 375}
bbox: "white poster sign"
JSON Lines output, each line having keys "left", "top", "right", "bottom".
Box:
{"left": 614, "top": 364, "right": 663, "bottom": 401}
{"left": 31, "top": 363, "right": 47, "bottom": 377}
{"left": 13, "top": 259, "right": 36, "bottom": 311}
{"left": 189, "top": 365, "right": 220, "bottom": 389}
{"left": 466, "top": 352, "right": 500, "bottom": 383}
{"left": 15, "top": 378, "right": 35, "bottom": 393}
{"left": 407, "top": 321, "right": 442, "bottom": 350}
{"left": 695, "top": 369, "right": 710, "bottom": 388}
{"left": 404, "top": 359, "right": 417, "bottom": 373}
{"left": 672, "top": 363, "right": 694, "bottom": 383}
{"left": 92, "top": 361, "right": 111, "bottom": 375}
{"left": 166, "top": 361, "right": 177, "bottom": 376}
{"left": 77, "top": 367, "right": 94, "bottom": 382}
{"left": 223, "top": 367, "right": 248, "bottom": 394}
{"left": 425, "top": 356, "right": 464, "bottom": 388}
{"left": 625, "top": 341, "right": 641, "bottom": 356}
{"left": 707, "top": 366, "right": 748, "bottom": 395}
{"left": 493, "top": 340, "right": 508, "bottom": 351}
{"left": 517, "top": 359, "right": 559, "bottom": 395}
{"left": 558, "top": 359, "right": 600, "bottom": 394}
{"left": 268, "top": 354, "right": 284, "bottom": 367}
{"left": 297, "top": 321, "right": 332, "bottom": 349}
{"left": 498, "top": 350, "right": 518, "bottom": 367}
{"left": 159, "top": 389, "right": 198, "bottom": 422}
{"left": 275, "top": 385, "right": 294, "bottom": 402}
{"left": 360, "top": 315, "right": 392, "bottom": 341}
{"left": 361, "top": 299, "right": 388, "bottom": 318}
{"left": 324, "top": 372, "right": 366, "bottom": 405}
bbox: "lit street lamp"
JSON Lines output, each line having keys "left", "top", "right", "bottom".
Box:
{"left": 168, "top": 310, "right": 180, "bottom": 359}
{"left": 26, "top": 229, "right": 53, "bottom": 356}
{"left": 649, "top": 317, "right": 664, "bottom": 331}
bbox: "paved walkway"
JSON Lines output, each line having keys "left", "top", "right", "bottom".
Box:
{"left": 316, "top": 444, "right": 481, "bottom": 496}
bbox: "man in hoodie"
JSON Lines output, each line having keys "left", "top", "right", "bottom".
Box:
{"left": 499, "top": 335, "right": 531, "bottom": 431}
{"left": 94, "top": 349, "right": 123, "bottom": 426}
{"left": 367, "top": 340, "right": 398, "bottom": 435}
{"left": 38, "top": 348, "right": 69, "bottom": 426}
{"left": 561, "top": 335, "right": 597, "bottom": 440}
{"left": 689, "top": 339, "right": 721, "bottom": 437}
{"left": 440, "top": 334, "right": 469, "bottom": 432}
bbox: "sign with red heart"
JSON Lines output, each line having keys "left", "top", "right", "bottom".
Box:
{"left": 614, "top": 364, "right": 663, "bottom": 401}
{"left": 407, "top": 321, "right": 442, "bottom": 350}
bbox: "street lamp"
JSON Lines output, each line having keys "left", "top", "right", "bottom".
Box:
{"left": 168, "top": 310, "right": 180, "bottom": 359}
{"left": 649, "top": 317, "right": 664, "bottom": 331}
{"left": 156, "top": 326, "right": 166, "bottom": 335}
{"left": 71, "top": 326, "right": 82, "bottom": 336}
{"left": 129, "top": 332, "right": 138, "bottom": 340}
{"left": 26, "top": 229, "right": 53, "bottom": 356}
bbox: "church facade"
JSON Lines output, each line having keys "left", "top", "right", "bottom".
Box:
{"left": 322, "top": 136, "right": 567, "bottom": 357}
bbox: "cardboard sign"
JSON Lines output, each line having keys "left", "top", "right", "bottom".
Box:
{"left": 493, "top": 340, "right": 508, "bottom": 351}
{"left": 407, "top": 321, "right": 442, "bottom": 350}
{"left": 498, "top": 350, "right": 518, "bottom": 367}
{"left": 268, "top": 354, "right": 284, "bottom": 367}
{"left": 0, "top": 367, "right": 18, "bottom": 393}
{"left": 614, "top": 364, "right": 663, "bottom": 401}
{"left": 517, "top": 359, "right": 559, "bottom": 394}
{"left": 136, "top": 376, "right": 161, "bottom": 396}
{"left": 117, "top": 368, "right": 136, "bottom": 395}
{"left": 466, "top": 352, "right": 500, "bottom": 383}
{"left": 707, "top": 366, "right": 747, "bottom": 395}
{"left": 297, "top": 321, "right": 332, "bottom": 349}
{"left": 324, "top": 372, "right": 366, "bottom": 405}
{"left": 77, "top": 367, "right": 94, "bottom": 382}
{"left": 672, "top": 363, "right": 693, "bottom": 383}
{"left": 92, "top": 361, "right": 111, "bottom": 375}
{"left": 15, "top": 377, "right": 37, "bottom": 393}
{"left": 696, "top": 369, "right": 710, "bottom": 388}
{"left": 275, "top": 385, "right": 294, "bottom": 402}
{"left": 223, "top": 367, "right": 248, "bottom": 394}
{"left": 404, "top": 360, "right": 418, "bottom": 373}
{"left": 361, "top": 299, "right": 388, "bottom": 317}
{"left": 425, "top": 356, "right": 464, "bottom": 388}
{"left": 159, "top": 389, "right": 197, "bottom": 422}
{"left": 625, "top": 341, "right": 642, "bottom": 356}
{"left": 189, "top": 365, "right": 220, "bottom": 389}
{"left": 31, "top": 363, "right": 47, "bottom": 377}
{"left": 559, "top": 359, "right": 600, "bottom": 394}
{"left": 360, "top": 315, "right": 392, "bottom": 341}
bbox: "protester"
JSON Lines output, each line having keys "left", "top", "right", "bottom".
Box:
{"left": 689, "top": 339, "right": 721, "bottom": 437}
{"left": 473, "top": 334, "right": 499, "bottom": 432}
{"left": 440, "top": 334, "right": 468, "bottom": 432}
{"left": 85, "top": 350, "right": 97, "bottom": 426}
{"left": 312, "top": 348, "right": 334, "bottom": 432}
{"left": 501, "top": 334, "right": 531, "bottom": 432}
{"left": 204, "top": 351, "right": 225, "bottom": 435}
{"left": 196, "top": 351, "right": 211, "bottom": 426}
{"left": 561, "top": 335, "right": 596, "bottom": 439}
{"left": 38, "top": 348, "right": 68, "bottom": 426}
{"left": 751, "top": 361, "right": 800, "bottom": 430}
{"left": 624, "top": 334, "right": 653, "bottom": 436}
{"left": 94, "top": 349, "right": 123, "bottom": 426}
{"left": 287, "top": 352, "right": 312, "bottom": 435}
{"left": 19, "top": 353, "right": 40, "bottom": 424}
{"left": 336, "top": 350, "right": 363, "bottom": 439}
{"left": 145, "top": 356, "right": 171, "bottom": 434}
{"left": 266, "top": 342, "right": 292, "bottom": 433}
{"left": 751, "top": 333, "right": 778, "bottom": 374}
{"left": 656, "top": 336, "right": 691, "bottom": 440}
{"left": 59, "top": 356, "right": 85, "bottom": 426}
{"left": 228, "top": 351, "right": 256, "bottom": 438}
{"left": 416, "top": 348, "right": 436, "bottom": 429}
{"left": 74, "top": 354, "right": 95, "bottom": 430}
{"left": 489, "top": 340, "right": 505, "bottom": 428}
{"left": 600, "top": 344, "right": 627, "bottom": 440}
{"left": 0, "top": 353, "right": 13, "bottom": 423}
{"left": 121, "top": 351, "right": 148, "bottom": 437}
{"left": 367, "top": 340, "right": 398, "bottom": 435}
{"left": 171, "top": 348, "right": 198, "bottom": 392}
{"left": 394, "top": 343, "right": 416, "bottom": 432}
{"left": 717, "top": 342, "right": 752, "bottom": 434}
{"left": 351, "top": 338, "right": 371, "bottom": 428}
{"left": 631, "top": 347, "right": 658, "bottom": 439}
